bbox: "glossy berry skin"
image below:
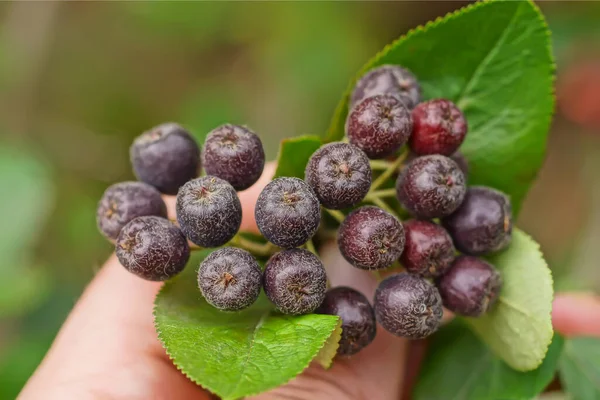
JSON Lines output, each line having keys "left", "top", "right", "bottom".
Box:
{"left": 116, "top": 216, "right": 189, "bottom": 281}
{"left": 130, "top": 123, "right": 200, "bottom": 195}
{"left": 442, "top": 186, "right": 512, "bottom": 255}
{"left": 263, "top": 249, "right": 327, "bottom": 315}
{"left": 316, "top": 287, "right": 376, "bottom": 356}
{"left": 350, "top": 65, "right": 422, "bottom": 110}
{"left": 396, "top": 155, "right": 466, "bottom": 219}
{"left": 338, "top": 206, "right": 405, "bottom": 270}
{"left": 437, "top": 256, "right": 502, "bottom": 317}
{"left": 346, "top": 95, "right": 413, "bottom": 159}
{"left": 410, "top": 99, "right": 468, "bottom": 156}
{"left": 96, "top": 181, "right": 167, "bottom": 241}
{"left": 198, "top": 247, "right": 262, "bottom": 311}
{"left": 176, "top": 176, "right": 242, "bottom": 247}
{"left": 202, "top": 124, "right": 265, "bottom": 191}
{"left": 401, "top": 220, "right": 455, "bottom": 278}
{"left": 255, "top": 177, "right": 321, "bottom": 248}
{"left": 305, "top": 142, "right": 372, "bottom": 209}
{"left": 374, "top": 273, "right": 443, "bottom": 339}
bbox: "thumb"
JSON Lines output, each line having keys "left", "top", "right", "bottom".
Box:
{"left": 254, "top": 242, "right": 409, "bottom": 400}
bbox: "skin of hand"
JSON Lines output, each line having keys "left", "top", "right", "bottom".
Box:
{"left": 19, "top": 163, "right": 600, "bottom": 400}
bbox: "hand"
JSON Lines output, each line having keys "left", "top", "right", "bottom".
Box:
{"left": 20, "top": 164, "right": 600, "bottom": 400}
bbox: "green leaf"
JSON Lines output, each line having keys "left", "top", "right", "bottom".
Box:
{"left": 414, "top": 322, "right": 564, "bottom": 400}
{"left": 559, "top": 337, "right": 600, "bottom": 400}
{"left": 154, "top": 251, "right": 340, "bottom": 400}
{"left": 466, "top": 228, "right": 554, "bottom": 371}
{"left": 326, "top": 0, "right": 554, "bottom": 213}
{"left": 274, "top": 135, "right": 322, "bottom": 179}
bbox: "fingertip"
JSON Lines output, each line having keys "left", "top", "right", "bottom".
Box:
{"left": 552, "top": 292, "right": 600, "bottom": 337}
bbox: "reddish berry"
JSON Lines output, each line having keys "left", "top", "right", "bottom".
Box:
{"left": 410, "top": 99, "right": 467, "bottom": 156}
{"left": 401, "top": 220, "right": 455, "bottom": 278}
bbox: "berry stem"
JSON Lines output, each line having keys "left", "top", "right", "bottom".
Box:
{"left": 305, "top": 239, "right": 317, "bottom": 255}
{"left": 368, "top": 196, "right": 395, "bottom": 215}
{"left": 324, "top": 208, "right": 345, "bottom": 224}
{"left": 370, "top": 150, "right": 408, "bottom": 191}
{"left": 365, "top": 188, "right": 397, "bottom": 200}
{"left": 229, "top": 234, "right": 278, "bottom": 257}
{"left": 371, "top": 270, "right": 383, "bottom": 282}
{"left": 369, "top": 160, "right": 392, "bottom": 170}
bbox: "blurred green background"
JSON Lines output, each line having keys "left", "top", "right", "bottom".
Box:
{"left": 0, "top": 2, "right": 599, "bottom": 398}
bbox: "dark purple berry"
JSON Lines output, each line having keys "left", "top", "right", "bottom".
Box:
{"left": 96, "top": 181, "right": 167, "bottom": 241}
{"left": 442, "top": 186, "right": 512, "bottom": 255}
{"left": 115, "top": 216, "right": 189, "bottom": 281}
{"left": 316, "top": 286, "right": 376, "bottom": 356}
{"left": 396, "top": 155, "right": 466, "bottom": 219}
{"left": 338, "top": 206, "right": 405, "bottom": 270}
{"left": 305, "top": 142, "right": 372, "bottom": 210}
{"left": 350, "top": 65, "right": 421, "bottom": 110}
{"left": 130, "top": 123, "right": 201, "bottom": 195}
{"left": 410, "top": 99, "right": 468, "bottom": 156}
{"left": 202, "top": 124, "right": 265, "bottom": 191}
{"left": 198, "top": 247, "right": 262, "bottom": 311}
{"left": 400, "top": 220, "right": 455, "bottom": 278}
{"left": 176, "top": 176, "right": 242, "bottom": 247}
{"left": 374, "top": 273, "right": 443, "bottom": 339}
{"left": 346, "top": 95, "right": 413, "bottom": 159}
{"left": 263, "top": 249, "right": 327, "bottom": 315}
{"left": 436, "top": 256, "right": 502, "bottom": 317}
{"left": 255, "top": 177, "right": 321, "bottom": 248}
{"left": 450, "top": 151, "right": 469, "bottom": 178}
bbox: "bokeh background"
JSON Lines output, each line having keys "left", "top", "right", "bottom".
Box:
{"left": 0, "top": 2, "right": 599, "bottom": 397}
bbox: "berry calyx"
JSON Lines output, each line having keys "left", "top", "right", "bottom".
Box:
{"left": 442, "top": 186, "right": 512, "bottom": 255}
{"left": 316, "top": 286, "right": 376, "bottom": 356}
{"left": 436, "top": 255, "right": 502, "bottom": 317}
{"left": 202, "top": 124, "right": 265, "bottom": 191}
{"left": 410, "top": 99, "right": 468, "bottom": 156}
{"left": 176, "top": 176, "right": 242, "bottom": 248}
{"left": 374, "top": 273, "right": 443, "bottom": 339}
{"left": 115, "top": 216, "right": 190, "bottom": 281}
{"left": 350, "top": 65, "right": 422, "bottom": 110}
{"left": 401, "top": 220, "right": 455, "bottom": 278}
{"left": 396, "top": 155, "right": 466, "bottom": 218}
{"left": 346, "top": 94, "right": 413, "bottom": 159}
{"left": 198, "top": 247, "right": 262, "bottom": 311}
{"left": 130, "top": 123, "right": 200, "bottom": 195}
{"left": 96, "top": 181, "right": 167, "bottom": 241}
{"left": 305, "top": 142, "right": 372, "bottom": 210}
{"left": 263, "top": 249, "right": 327, "bottom": 315}
{"left": 255, "top": 177, "right": 321, "bottom": 248}
{"left": 338, "top": 206, "right": 405, "bottom": 270}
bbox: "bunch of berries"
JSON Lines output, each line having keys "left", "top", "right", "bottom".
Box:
{"left": 96, "top": 64, "right": 512, "bottom": 358}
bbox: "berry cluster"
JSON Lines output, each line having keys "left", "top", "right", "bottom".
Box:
{"left": 96, "top": 64, "right": 512, "bottom": 359}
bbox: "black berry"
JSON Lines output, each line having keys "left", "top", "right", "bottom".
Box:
{"left": 374, "top": 273, "right": 443, "bottom": 339}
{"left": 338, "top": 206, "right": 405, "bottom": 270}
{"left": 255, "top": 177, "right": 321, "bottom": 248}
{"left": 346, "top": 95, "right": 412, "bottom": 159}
{"left": 401, "top": 220, "right": 455, "bottom": 278}
{"left": 305, "top": 142, "right": 372, "bottom": 210}
{"left": 316, "top": 287, "right": 376, "bottom": 356}
{"left": 198, "top": 247, "right": 262, "bottom": 311}
{"left": 442, "top": 186, "right": 512, "bottom": 255}
{"left": 410, "top": 99, "right": 467, "bottom": 156}
{"left": 350, "top": 65, "right": 421, "bottom": 110}
{"left": 115, "top": 216, "right": 189, "bottom": 281}
{"left": 202, "top": 124, "right": 265, "bottom": 191}
{"left": 96, "top": 181, "right": 167, "bottom": 241}
{"left": 263, "top": 249, "right": 327, "bottom": 315}
{"left": 176, "top": 176, "right": 242, "bottom": 247}
{"left": 396, "top": 155, "right": 466, "bottom": 219}
{"left": 436, "top": 256, "right": 502, "bottom": 317}
{"left": 130, "top": 123, "right": 201, "bottom": 195}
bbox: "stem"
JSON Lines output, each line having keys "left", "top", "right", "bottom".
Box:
{"left": 365, "top": 188, "right": 397, "bottom": 200}
{"left": 369, "top": 196, "right": 395, "bottom": 214}
{"left": 369, "top": 160, "right": 392, "bottom": 170}
{"left": 325, "top": 208, "right": 345, "bottom": 224}
{"left": 370, "top": 150, "right": 408, "bottom": 191}
{"left": 305, "top": 239, "right": 317, "bottom": 255}
{"left": 341, "top": 136, "right": 350, "bottom": 144}
{"left": 371, "top": 270, "right": 383, "bottom": 282}
{"left": 229, "top": 235, "right": 277, "bottom": 257}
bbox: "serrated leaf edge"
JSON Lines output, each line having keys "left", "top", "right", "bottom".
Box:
{"left": 153, "top": 282, "right": 341, "bottom": 399}
{"left": 274, "top": 134, "right": 322, "bottom": 179}
{"left": 314, "top": 319, "right": 342, "bottom": 370}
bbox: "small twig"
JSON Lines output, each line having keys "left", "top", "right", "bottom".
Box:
{"left": 369, "top": 160, "right": 392, "bottom": 170}
{"left": 371, "top": 270, "right": 383, "bottom": 282}
{"left": 365, "top": 188, "right": 397, "bottom": 201}
{"left": 325, "top": 208, "right": 345, "bottom": 224}
{"left": 369, "top": 196, "right": 395, "bottom": 214}
{"left": 229, "top": 235, "right": 277, "bottom": 257}
{"left": 370, "top": 150, "right": 408, "bottom": 191}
